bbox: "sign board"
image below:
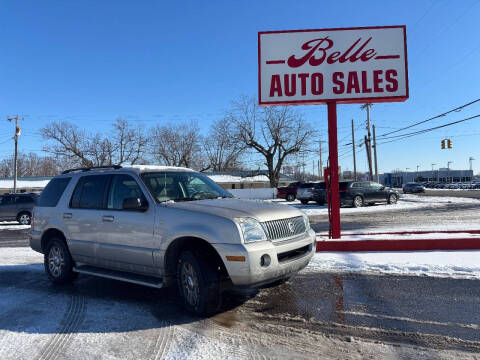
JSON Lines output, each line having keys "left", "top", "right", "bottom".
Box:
{"left": 258, "top": 26, "right": 408, "bottom": 105}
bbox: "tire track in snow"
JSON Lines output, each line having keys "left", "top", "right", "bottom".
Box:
{"left": 36, "top": 293, "right": 86, "bottom": 360}
{"left": 149, "top": 320, "right": 175, "bottom": 360}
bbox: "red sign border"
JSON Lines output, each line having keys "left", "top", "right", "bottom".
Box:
{"left": 258, "top": 25, "right": 409, "bottom": 106}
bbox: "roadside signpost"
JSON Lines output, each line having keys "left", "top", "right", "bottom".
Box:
{"left": 258, "top": 25, "right": 408, "bottom": 238}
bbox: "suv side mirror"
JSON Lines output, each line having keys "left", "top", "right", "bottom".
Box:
{"left": 122, "top": 197, "right": 148, "bottom": 211}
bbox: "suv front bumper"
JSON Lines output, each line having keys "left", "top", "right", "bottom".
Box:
{"left": 212, "top": 229, "right": 316, "bottom": 286}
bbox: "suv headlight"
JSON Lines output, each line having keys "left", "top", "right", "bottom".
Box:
{"left": 235, "top": 218, "right": 267, "bottom": 243}
{"left": 302, "top": 213, "right": 310, "bottom": 230}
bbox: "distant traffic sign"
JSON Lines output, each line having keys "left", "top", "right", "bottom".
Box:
{"left": 258, "top": 26, "right": 408, "bottom": 105}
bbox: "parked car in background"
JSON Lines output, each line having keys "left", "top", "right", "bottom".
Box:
{"left": 402, "top": 182, "right": 425, "bottom": 194}
{"left": 296, "top": 182, "right": 326, "bottom": 205}
{"left": 338, "top": 181, "right": 399, "bottom": 208}
{"left": 0, "top": 192, "right": 38, "bottom": 225}
{"left": 276, "top": 181, "right": 303, "bottom": 202}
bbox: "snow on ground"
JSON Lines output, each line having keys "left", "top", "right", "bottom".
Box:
{"left": 0, "top": 221, "right": 30, "bottom": 230}
{"left": 2, "top": 245, "right": 480, "bottom": 280}
{"left": 307, "top": 251, "right": 480, "bottom": 279}
{"left": 268, "top": 193, "right": 480, "bottom": 216}
{"left": 0, "top": 247, "right": 43, "bottom": 265}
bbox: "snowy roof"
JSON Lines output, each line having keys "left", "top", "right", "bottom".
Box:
{"left": 0, "top": 179, "right": 51, "bottom": 190}
{"left": 207, "top": 174, "right": 270, "bottom": 183}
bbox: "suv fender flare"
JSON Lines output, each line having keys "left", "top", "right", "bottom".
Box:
{"left": 41, "top": 228, "right": 68, "bottom": 253}
{"left": 162, "top": 236, "right": 229, "bottom": 287}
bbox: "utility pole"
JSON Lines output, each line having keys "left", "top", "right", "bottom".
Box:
{"left": 7, "top": 115, "right": 23, "bottom": 193}
{"left": 372, "top": 124, "right": 379, "bottom": 183}
{"left": 431, "top": 163, "right": 436, "bottom": 182}
{"left": 416, "top": 165, "right": 420, "bottom": 182}
{"left": 361, "top": 103, "right": 373, "bottom": 180}
{"left": 364, "top": 135, "right": 373, "bottom": 180}
{"left": 351, "top": 119, "right": 357, "bottom": 180}
{"left": 319, "top": 140, "right": 323, "bottom": 180}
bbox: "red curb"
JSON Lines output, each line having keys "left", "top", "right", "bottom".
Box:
{"left": 316, "top": 238, "right": 480, "bottom": 252}
{"left": 318, "top": 229, "right": 480, "bottom": 237}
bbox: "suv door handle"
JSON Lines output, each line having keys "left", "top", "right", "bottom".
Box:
{"left": 63, "top": 213, "right": 72, "bottom": 219}
{"left": 102, "top": 215, "right": 114, "bottom": 222}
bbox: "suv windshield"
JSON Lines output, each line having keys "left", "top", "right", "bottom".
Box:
{"left": 141, "top": 172, "right": 233, "bottom": 203}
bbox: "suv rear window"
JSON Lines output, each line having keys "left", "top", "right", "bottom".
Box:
{"left": 37, "top": 177, "right": 71, "bottom": 207}
{"left": 299, "top": 183, "right": 314, "bottom": 188}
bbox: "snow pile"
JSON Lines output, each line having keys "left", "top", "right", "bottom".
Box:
{"left": 0, "top": 221, "right": 30, "bottom": 230}
{"left": 307, "top": 251, "right": 480, "bottom": 279}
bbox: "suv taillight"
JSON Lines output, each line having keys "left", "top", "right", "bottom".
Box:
{"left": 339, "top": 189, "right": 347, "bottom": 193}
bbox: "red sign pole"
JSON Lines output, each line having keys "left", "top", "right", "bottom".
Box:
{"left": 327, "top": 101, "right": 341, "bottom": 239}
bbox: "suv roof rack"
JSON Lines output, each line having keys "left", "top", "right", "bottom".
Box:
{"left": 61, "top": 165, "right": 123, "bottom": 174}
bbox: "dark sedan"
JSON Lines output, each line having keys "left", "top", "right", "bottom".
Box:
{"left": 339, "top": 181, "right": 399, "bottom": 208}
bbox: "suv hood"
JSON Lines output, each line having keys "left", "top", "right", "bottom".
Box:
{"left": 162, "top": 198, "right": 304, "bottom": 222}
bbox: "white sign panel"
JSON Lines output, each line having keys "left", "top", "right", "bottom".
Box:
{"left": 258, "top": 26, "right": 408, "bottom": 105}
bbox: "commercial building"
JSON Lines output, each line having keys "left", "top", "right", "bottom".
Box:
{"left": 380, "top": 169, "right": 474, "bottom": 188}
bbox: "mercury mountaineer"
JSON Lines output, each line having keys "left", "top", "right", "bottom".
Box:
{"left": 30, "top": 165, "right": 316, "bottom": 315}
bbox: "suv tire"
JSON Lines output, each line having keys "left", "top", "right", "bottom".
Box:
{"left": 44, "top": 237, "right": 78, "bottom": 284}
{"left": 17, "top": 212, "right": 31, "bottom": 225}
{"left": 300, "top": 199, "right": 309, "bottom": 205}
{"left": 177, "top": 251, "right": 222, "bottom": 316}
{"left": 352, "top": 195, "right": 363, "bottom": 208}
{"left": 286, "top": 194, "right": 295, "bottom": 202}
{"left": 388, "top": 194, "right": 398, "bottom": 204}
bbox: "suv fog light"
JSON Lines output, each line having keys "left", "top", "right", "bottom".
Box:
{"left": 260, "top": 254, "right": 271, "bottom": 267}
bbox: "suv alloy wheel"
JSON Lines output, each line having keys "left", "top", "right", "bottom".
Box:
{"left": 177, "top": 251, "right": 222, "bottom": 316}
{"left": 286, "top": 194, "right": 295, "bottom": 202}
{"left": 44, "top": 238, "right": 78, "bottom": 284}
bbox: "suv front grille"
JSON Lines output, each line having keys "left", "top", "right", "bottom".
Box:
{"left": 262, "top": 216, "right": 306, "bottom": 241}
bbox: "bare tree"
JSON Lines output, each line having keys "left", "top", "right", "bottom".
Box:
{"left": 229, "top": 96, "right": 314, "bottom": 187}
{"left": 40, "top": 122, "right": 93, "bottom": 167}
{"left": 40, "top": 119, "right": 147, "bottom": 167}
{"left": 150, "top": 121, "right": 208, "bottom": 170}
{"left": 204, "top": 117, "right": 245, "bottom": 171}
{"left": 0, "top": 152, "right": 62, "bottom": 177}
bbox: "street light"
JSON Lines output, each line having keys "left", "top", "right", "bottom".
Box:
{"left": 405, "top": 167, "right": 410, "bottom": 184}
{"left": 431, "top": 163, "right": 436, "bottom": 182}
{"left": 416, "top": 165, "right": 420, "bottom": 182}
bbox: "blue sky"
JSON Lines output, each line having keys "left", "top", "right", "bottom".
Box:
{"left": 1, "top": 0, "right": 479, "bottom": 174}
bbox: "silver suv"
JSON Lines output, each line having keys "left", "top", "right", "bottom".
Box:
{"left": 30, "top": 165, "right": 316, "bottom": 315}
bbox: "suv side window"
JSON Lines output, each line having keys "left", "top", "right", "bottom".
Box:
{"left": 107, "top": 174, "right": 146, "bottom": 210}
{"left": 70, "top": 175, "right": 109, "bottom": 209}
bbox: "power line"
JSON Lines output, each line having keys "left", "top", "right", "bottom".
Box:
{"left": 379, "top": 98, "right": 480, "bottom": 137}
{"left": 377, "top": 114, "right": 480, "bottom": 145}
